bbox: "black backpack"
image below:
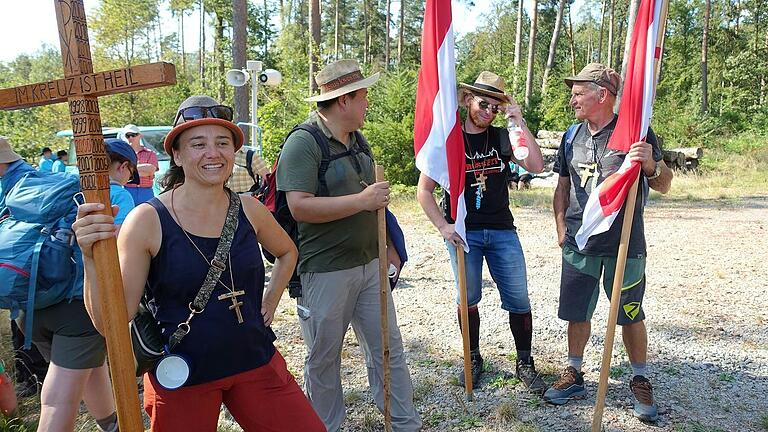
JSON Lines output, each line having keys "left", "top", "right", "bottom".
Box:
{"left": 261, "top": 124, "right": 372, "bottom": 298}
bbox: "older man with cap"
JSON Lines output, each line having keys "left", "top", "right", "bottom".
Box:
{"left": 545, "top": 63, "right": 672, "bottom": 423}
{"left": 276, "top": 59, "right": 421, "bottom": 431}
{"left": 122, "top": 124, "right": 158, "bottom": 204}
{"left": 417, "top": 71, "right": 546, "bottom": 392}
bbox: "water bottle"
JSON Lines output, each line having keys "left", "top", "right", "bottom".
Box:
{"left": 507, "top": 119, "right": 529, "bottom": 160}
{"left": 0, "top": 363, "right": 18, "bottom": 417}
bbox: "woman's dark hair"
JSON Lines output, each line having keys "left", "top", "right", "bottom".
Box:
{"left": 317, "top": 89, "right": 358, "bottom": 110}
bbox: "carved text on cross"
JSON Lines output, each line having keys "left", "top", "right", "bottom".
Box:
{"left": 218, "top": 290, "right": 247, "bottom": 324}
{"left": 471, "top": 173, "right": 488, "bottom": 191}
{"left": 578, "top": 163, "right": 598, "bottom": 188}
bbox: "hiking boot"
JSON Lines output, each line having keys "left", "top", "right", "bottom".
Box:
{"left": 516, "top": 357, "right": 547, "bottom": 394}
{"left": 457, "top": 352, "right": 484, "bottom": 388}
{"left": 543, "top": 366, "right": 586, "bottom": 405}
{"left": 630, "top": 375, "right": 658, "bottom": 423}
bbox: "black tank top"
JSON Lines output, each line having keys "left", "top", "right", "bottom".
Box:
{"left": 145, "top": 197, "right": 276, "bottom": 386}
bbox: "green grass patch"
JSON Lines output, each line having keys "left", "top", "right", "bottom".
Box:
{"left": 718, "top": 372, "right": 736, "bottom": 383}
{"left": 488, "top": 374, "right": 521, "bottom": 389}
{"left": 609, "top": 365, "right": 627, "bottom": 379}
{"left": 423, "top": 411, "right": 446, "bottom": 427}
{"left": 494, "top": 401, "right": 518, "bottom": 424}
{"left": 0, "top": 418, "right": 32, "bottom": 432}
{"left": 759, "top": 414, "right": 768, "bottom": 431}
{"left": 455, "top": 414, "right": 483, "bottom": 429}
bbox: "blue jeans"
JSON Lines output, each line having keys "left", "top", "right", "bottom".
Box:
{"left": 446, "top": 229, "right": 531, "bottom": 313}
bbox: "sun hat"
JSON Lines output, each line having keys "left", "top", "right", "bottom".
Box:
{"left": 122, "top": 124, "right": 141, "bottom": 136}
{"left": 162, "top": 95, "right": 245, "bottom": 155}
{"left": 459, "top": 71, "right": 511, "bottom": 103}
{"left": 0, "top": 136, "right": 23, "bottom": 164}
{"left": 564, "top": 63, "right": 622, "bottom": 96}
{"left": 105, "top": 138, "right": 140, "bottom": 184}
{"left": 304, "top": 59, "right": 380, "bottom": 103}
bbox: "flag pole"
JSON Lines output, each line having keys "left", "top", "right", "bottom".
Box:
{"left": 375, "top": 165, "right": 393, "bottom": 432}
{"left": 456, "top": 246, "right": 474, "bottom": 400}
{"left": 591, "top": 0, "right": 669, "bottom": 430}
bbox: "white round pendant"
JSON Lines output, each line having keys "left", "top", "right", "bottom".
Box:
{"left": 155, "top": 355, "right": 190, "bottom": 390}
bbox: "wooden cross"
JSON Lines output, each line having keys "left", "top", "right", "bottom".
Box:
{"left": 470, "top": 172, "right": 488, "bottom": 191}
{"left": 218, "top": 290, "right": 246, "bottom": 324}
{"left": 0, "top": 2, "right": 176, "bottom": 430}
{"left": 578, "top": 162, "right": 598, "bottom": 188}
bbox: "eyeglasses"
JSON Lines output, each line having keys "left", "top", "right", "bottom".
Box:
{"left": 125, "top": 133, "right": 139, "bottom": 138}
{"left": 173, "top": 105, "right": 234, "bottom": 126}
{"left": 473, "top": 96, "right": 502, "bottom": 114}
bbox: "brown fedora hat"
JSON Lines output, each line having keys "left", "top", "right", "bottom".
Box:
{"left": 459, "top": 71, "right": 510, "bottom": 102}
{"left": 305, "top": 59, "right": 380, "bottom": 103}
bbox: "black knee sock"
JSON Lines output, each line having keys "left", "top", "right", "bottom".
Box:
{"left": 457, "top": 305, "right": 480, "bottom": 354}
{"left": 509, "top": 311, "right": 533, "bottom": 362}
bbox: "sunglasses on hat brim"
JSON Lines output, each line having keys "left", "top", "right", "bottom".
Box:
{"left": 173, "top": 105, "right": 234, "bottom": 126}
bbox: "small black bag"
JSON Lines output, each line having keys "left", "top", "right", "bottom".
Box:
{"left": 129, "top": 298, "right": 164, "bottom": 376}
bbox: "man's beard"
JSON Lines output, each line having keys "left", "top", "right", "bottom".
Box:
{"left": 468, "top": 108, "right": 493, "bottom": 129}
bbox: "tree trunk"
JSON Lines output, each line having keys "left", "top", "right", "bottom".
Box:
{"left": 334, "top": 0, "right": 340, "bottom": 59}
{"left": 568, "top": 4, "right": 576, "bottom": 75}
{"left": 614, "top": 14, "right": 625, "bottom": 70}
{"left": 363, "top": 0, "right": 370, "bottom": 64}
{"left": 398, "top": 0, "right": 405, "bottom": 65}
{"left": 607, "top": 0, "right": 615, "bottom": 68}
{"left": 199, "top": 0, "right": 206, "bottom": 88}
{"left": 542, "top": 0, "right": 566, "bottom": 95}
{"left": 309, "top": 0, "right": 321, "bottom": 94}
{"left": 233, "top": 0, "right": 249, "bottom": 138}
{"left": 598, "top": 0, "right": 607, "bottom": 62}
{"left": 264, "top": 0, "right": 269, "bottom": 57}
{"left": 621, "top": 0, "right": 640, "bottom": 80}
{"left": 216, "top": 15, "right": 226, "bottom": 103}
{"left": 279, "top": 0, "right": 285, "bottom": 29}
{"left": 701, "top": 0, "right": 710, "bottom": 113}
{"left": 524, "top": 0, "right": 538, "bottom": 107}
{"left": 385, "top": 0, "right": 391, "bottom": 69}
{"left": 513, "top": 0, "right": 524, "bottom": 91}
{"left": 180, "top": 11, "right": 186, "bottom": 74}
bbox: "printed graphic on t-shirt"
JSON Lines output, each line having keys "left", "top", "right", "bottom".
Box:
{"left": 466, "top": 147, "right": 506, "bottom": 175}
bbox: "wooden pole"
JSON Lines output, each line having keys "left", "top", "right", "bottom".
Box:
{"left": 591, "top": 0, "right": 668, "bottom": 430}
{"left": 375, "top": 165, "right": 392, "bottom": 432}
{"left": 456, "top": 245, "right": 473, "bottom": 400}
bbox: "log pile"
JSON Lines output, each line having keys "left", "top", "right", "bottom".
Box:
{"left": 535, "top": 130, "right": 703, "bottom": 171}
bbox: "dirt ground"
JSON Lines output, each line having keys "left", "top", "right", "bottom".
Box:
{"left": 1, "top": 194, "right": 766, "bottom": 431}
{"left": 269, "top": 195, "right": 768, "bottom": 432}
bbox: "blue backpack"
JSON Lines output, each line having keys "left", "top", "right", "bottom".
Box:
{"left": 0, "top": 171, "right": 83, "bottom": 348}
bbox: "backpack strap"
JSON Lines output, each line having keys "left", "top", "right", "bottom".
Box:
{"left": 563, "top": 123, "right": 581, "bottom": 151}
{"left": 291, "top": 124, "right": 333, "bottom": 197}
{"left": 245, "top": 149, "right": 257, "bottom": 184}
{"left": 23, "top": 235, "right": 46, "bottom": 350}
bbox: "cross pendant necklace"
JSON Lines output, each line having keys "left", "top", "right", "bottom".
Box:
{"left": 471, "top": 173, "right": 487, "bottom": 209}
{"left": 171, "top": 187, "right": 246, "bottom": 324}
{"left": 578, "top": 162, "right": 598, "bottom": 188}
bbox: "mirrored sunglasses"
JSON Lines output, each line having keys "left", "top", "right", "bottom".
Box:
{"left": 173, "top": 105, "right": 234, "bottom": 126}
{"left": 473, "top": 96, "right": 502, "bottom": 114}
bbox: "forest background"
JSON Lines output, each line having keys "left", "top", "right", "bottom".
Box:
{"left": 0, "top": 0, "right": 766, "bottom": 187}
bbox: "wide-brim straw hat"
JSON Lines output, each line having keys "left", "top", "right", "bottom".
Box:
{"left": 0, "top": 136, "right": 23, "bottom": 164}
{"left": 459, "top": 71, "right": 510, "bottom": 103}
{"left": 163, "top": 95, "right": 245, "bottom": 155}
{"left": 305, "top": 59, "right": 380, "bottom": 103}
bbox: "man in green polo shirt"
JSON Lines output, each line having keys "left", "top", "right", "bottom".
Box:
{"left": 276, "top": 59, "right": 421, "bottom": 432}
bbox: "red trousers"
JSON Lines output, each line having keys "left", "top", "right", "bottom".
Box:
{"left": 143, "top": 351, "right": 325, "bottom": 431}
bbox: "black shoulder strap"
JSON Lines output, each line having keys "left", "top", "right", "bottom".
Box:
{"left": 289, "top": 123, "right": 333, "bottom": 196}
{"left": 353, "top": 131, "right": 372, "bottom": 157}
{"left": 245, "top": 149, "right": 257, "bottom": 183}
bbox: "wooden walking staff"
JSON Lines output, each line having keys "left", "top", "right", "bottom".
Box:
{"left": 591, "top": 0, "right": 669, "bottom": 430}
{"left": 456, "top": 246, "right": 473, "bottom": 400}
{"left": 0, "top": 2, "right": 176, "bottom": 430}
{"left": 375, "top": 165, "right": 393, "bottom": 432}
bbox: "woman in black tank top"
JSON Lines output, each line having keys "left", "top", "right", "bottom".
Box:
{"left": 73, "top": 96, "right": 325, "bottom": 431}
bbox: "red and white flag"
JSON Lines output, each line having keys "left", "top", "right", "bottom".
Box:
{"left": 414, "top": 0, "right": 467, "bottom": 248}
{"left": 575, "top": 0, "right": 666, "bottom": 250}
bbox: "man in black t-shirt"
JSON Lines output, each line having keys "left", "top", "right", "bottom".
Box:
{"left": 546, "top": 63, "right": 673, "bottom": 423}
{"left": 417, "top": 71, "right": 546, "bottom": 391}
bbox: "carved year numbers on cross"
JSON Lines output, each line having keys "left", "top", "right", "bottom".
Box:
{"left": 0, "top": 2, "right": 177, "bottom": 431}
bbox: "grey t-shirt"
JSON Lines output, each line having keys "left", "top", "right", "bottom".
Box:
{"left": 553, "top": 116, "right": 663, "bottom": 257}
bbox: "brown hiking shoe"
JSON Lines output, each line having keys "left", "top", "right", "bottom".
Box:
{"left": 515, "top": 357, "right": 547, "bottom": 394}
{"left": 543, "top": 366, "right": 586, "bottom": 405}
{"left": 630, "top": 375, "right": 658, "bottom": 422}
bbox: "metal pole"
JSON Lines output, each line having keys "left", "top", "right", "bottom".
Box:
{"left": 250, "top": 70, "right": 259, "bottom": 154}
